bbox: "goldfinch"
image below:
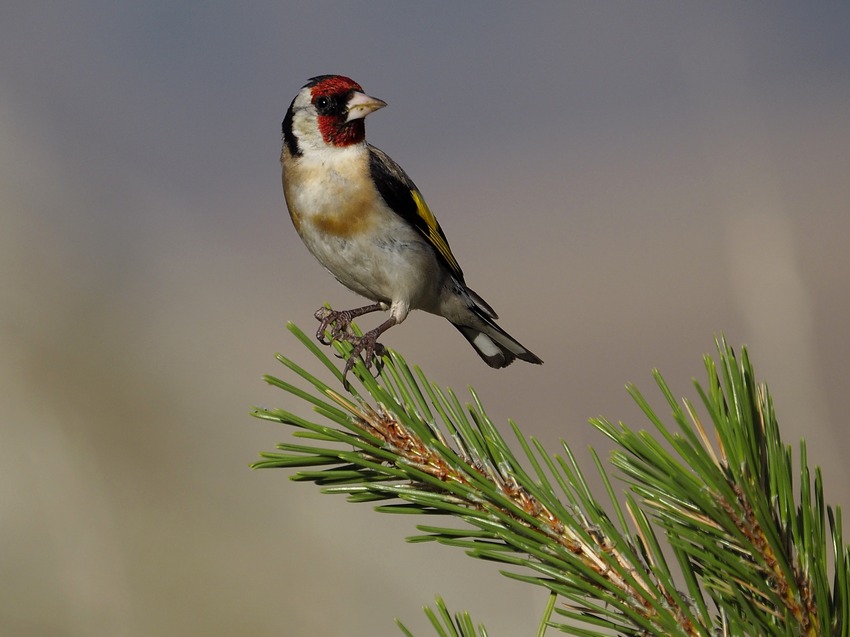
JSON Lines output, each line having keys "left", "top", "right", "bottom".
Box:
{"left": 281, "top": 75, "right": 542, "bottom": 379}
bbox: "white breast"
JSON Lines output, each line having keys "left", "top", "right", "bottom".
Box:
{"left": 283, "top": 145, "right": 445, "bottom": 312}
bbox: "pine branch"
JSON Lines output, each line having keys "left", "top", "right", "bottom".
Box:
{"left": 252, "top": 322, "right": 849, "bottom": 636}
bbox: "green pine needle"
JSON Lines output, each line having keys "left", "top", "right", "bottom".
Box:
{"left": 396, "top": 596, "right": 489, "bottom": 637}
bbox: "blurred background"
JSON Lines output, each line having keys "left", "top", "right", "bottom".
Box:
{"left": 2, "top": 2, "right": 849, "bottom": 635}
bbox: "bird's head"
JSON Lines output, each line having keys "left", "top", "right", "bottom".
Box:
{"left": 283, "top": 75, "right": 387, "bottom": 156}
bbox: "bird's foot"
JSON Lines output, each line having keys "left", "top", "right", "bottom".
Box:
{"left": 342, "top": 329, "right": 387, "bottom": 387}
{"left": 313, "top": 309, "right": 396, "bottom": 389}
{"left": 314, "top": 308, "right": 358, "bottom": 344}
{"left": 314, "top": 303, "right": 383, "bottom": 345}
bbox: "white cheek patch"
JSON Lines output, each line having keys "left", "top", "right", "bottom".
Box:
{"left": 292, "top": 108, "right": 324, "bottom": 153}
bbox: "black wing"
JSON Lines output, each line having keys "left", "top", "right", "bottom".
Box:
{"left": 368, "top": 145, "right": 464, "bottom": 281}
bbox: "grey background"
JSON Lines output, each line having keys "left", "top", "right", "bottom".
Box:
{"left": 2, "top": 3, "right": 849, "bottom": 635}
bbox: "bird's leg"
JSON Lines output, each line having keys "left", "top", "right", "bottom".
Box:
{"left": 314, "top": 302, "right": 384, "bottom": 344}
{"left": 342, "top": 316, "right": 398, "bottom": 386}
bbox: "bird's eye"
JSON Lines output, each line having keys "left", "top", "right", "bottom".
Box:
{"left": 315, "top": 96, "right": 332, "bottom": 114}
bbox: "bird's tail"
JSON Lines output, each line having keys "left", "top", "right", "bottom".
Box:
{"left": 452, "top": 296, "right": 543, "bottom": 369}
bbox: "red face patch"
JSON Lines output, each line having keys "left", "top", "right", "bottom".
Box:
{"left": 309, "top": 75, "right": 363, "bottom": 97}
{"left": 309, "top": 76, "right": 367, "bottom": 147}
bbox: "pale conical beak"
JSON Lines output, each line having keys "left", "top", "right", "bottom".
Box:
{"left": 345, "top": 91, "right": 387, "bottom": 122}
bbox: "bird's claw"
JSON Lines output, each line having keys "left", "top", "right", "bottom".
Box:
{"left": 313, "top": 304, "right": 392, "bottom": 389}
{"left": 341, "top": 331, "right": 386, "bottom": 389}
{"left": 314, "top": 307, "right": 358, "bottom": 345}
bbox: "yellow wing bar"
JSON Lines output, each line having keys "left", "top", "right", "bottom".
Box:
{"left": 411, "top": 190, "right": 462, "bottom": 278}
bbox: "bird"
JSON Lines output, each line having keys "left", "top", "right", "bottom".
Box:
{"left": 281, "top": 74, "right": 542, "bottom": 382}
